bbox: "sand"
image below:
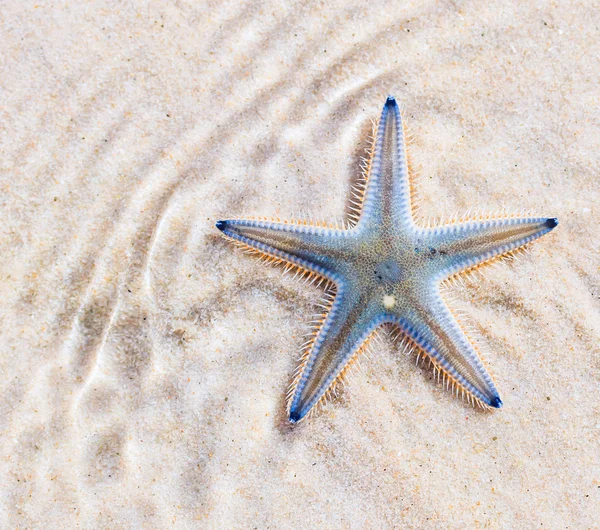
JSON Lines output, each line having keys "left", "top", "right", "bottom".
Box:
{"left": 1, "top": 1, "right": 599, "bottom": 528}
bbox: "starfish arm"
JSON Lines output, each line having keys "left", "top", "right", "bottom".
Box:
{"left": 427, "top": 216, "right": 558, "bottom": 278}
{"left": 359, "top": 97, "right": 413, "bottom": 229}
{"left": 287, "top": 285, "right": 383, "bottom": 423}
{"left": 216, "top": 218, "right": 351, "bottom": 278}
{"left": 392, "top": 285, "right": 502, "bottom": 407}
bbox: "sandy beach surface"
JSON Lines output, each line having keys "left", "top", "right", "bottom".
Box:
{"left": 1, "top": 1, "right": 599, "bottom": 528}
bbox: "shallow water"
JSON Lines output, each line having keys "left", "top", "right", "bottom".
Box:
{"left": 1, "top": 1, "right": 599, "bottom": 528}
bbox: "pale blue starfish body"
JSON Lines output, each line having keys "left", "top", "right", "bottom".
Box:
{"left": 217, "top": 96, "right": 557, "bottom": 423}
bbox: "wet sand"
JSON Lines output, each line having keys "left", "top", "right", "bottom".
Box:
{"left": 1, "top": 1, "right": 598, "bottom": 528}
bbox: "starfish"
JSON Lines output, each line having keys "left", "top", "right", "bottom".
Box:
{"left": 216, "top": 96, "right": 558, "bottom": 424}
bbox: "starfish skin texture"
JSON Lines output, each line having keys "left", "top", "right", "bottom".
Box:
{"left": 216, "top": 96, "right": 558, "bottom": 424}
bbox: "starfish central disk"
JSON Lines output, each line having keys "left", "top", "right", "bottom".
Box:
{"left": 217, "top": 96, "right": 558, "bottom": 424}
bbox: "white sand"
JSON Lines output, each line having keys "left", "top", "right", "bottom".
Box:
{"left": 1, "top": 1, "right": 599, "bottom": 528}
